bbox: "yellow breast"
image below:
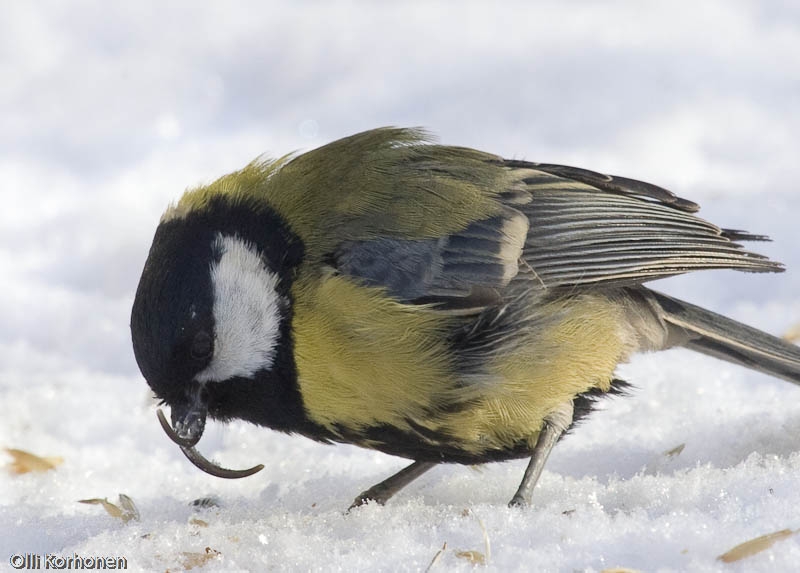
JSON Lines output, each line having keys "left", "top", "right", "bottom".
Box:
{"left": 292, "top": 273, "right": 457, "bottom": 433}
{"left": 293, "top": 273, "right": 629, "bottom": 458}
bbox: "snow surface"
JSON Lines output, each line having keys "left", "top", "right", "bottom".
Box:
{"left": 2, "top": 1, "right": 800, "bottom": 571}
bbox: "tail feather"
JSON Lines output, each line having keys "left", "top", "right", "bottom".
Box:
{"left": 651, "top": 290, "right": 800, "bottom": 385}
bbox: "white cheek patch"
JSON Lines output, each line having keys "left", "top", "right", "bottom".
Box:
{"left": 195, "top": 234, "right": 285, "bottom": 383}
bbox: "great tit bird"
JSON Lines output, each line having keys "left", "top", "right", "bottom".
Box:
{"left": 131, "top": 127, "right": 800, "bottom": 508}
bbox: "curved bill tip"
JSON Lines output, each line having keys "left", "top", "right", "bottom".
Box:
{"left": 179, "top": 445, "right": 265, "bottom": 479}
{"left": 156, "top": 408, "right": 264, "bottom": 479}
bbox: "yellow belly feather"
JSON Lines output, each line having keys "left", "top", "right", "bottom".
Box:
{"left": 293, "top": 273, "right": 629, "bottom": 455}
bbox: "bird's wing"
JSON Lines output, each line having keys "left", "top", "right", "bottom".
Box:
{"left": 513, "top": 162, "right": 782, "bottom": 288}
{"left": 261, "top": 129, "right": 779, "bottom": 307}
{"left": 332, "top": 203, "right": 529, "bottom": 308}
{"left": 333, "top": 159, "right": 781, "bottom": 307}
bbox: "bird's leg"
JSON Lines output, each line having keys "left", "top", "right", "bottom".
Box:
{"left": 349, "top": 460, "right": 437, "bottom": 509}
{"left": 508, "top": 401, "right": 574, "bottom": 508}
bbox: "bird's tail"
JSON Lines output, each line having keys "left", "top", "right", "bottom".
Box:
{"left": 651, "top": 290, "right": 800, "bottom": 385}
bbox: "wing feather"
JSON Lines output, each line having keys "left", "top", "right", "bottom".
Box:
{"left": 333, "top": 150, "right": 783, "bottom": 307}
{"left": 514, "top": 167, "right": 782, "bottom": 287}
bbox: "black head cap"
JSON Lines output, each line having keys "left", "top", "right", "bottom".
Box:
{"left": 130, "top": 195, "right": 307, "bottom": 430}
{"left": 131, "top": 214, "right": 218, "bottom": 405}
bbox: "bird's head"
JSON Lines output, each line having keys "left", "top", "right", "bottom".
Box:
{"left": 131, "top": 192, "right": 302, "bottom": 476}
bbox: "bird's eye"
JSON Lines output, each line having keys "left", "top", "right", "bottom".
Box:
{"left": 190, "top": 331, "right": 213, "bottom": 361}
